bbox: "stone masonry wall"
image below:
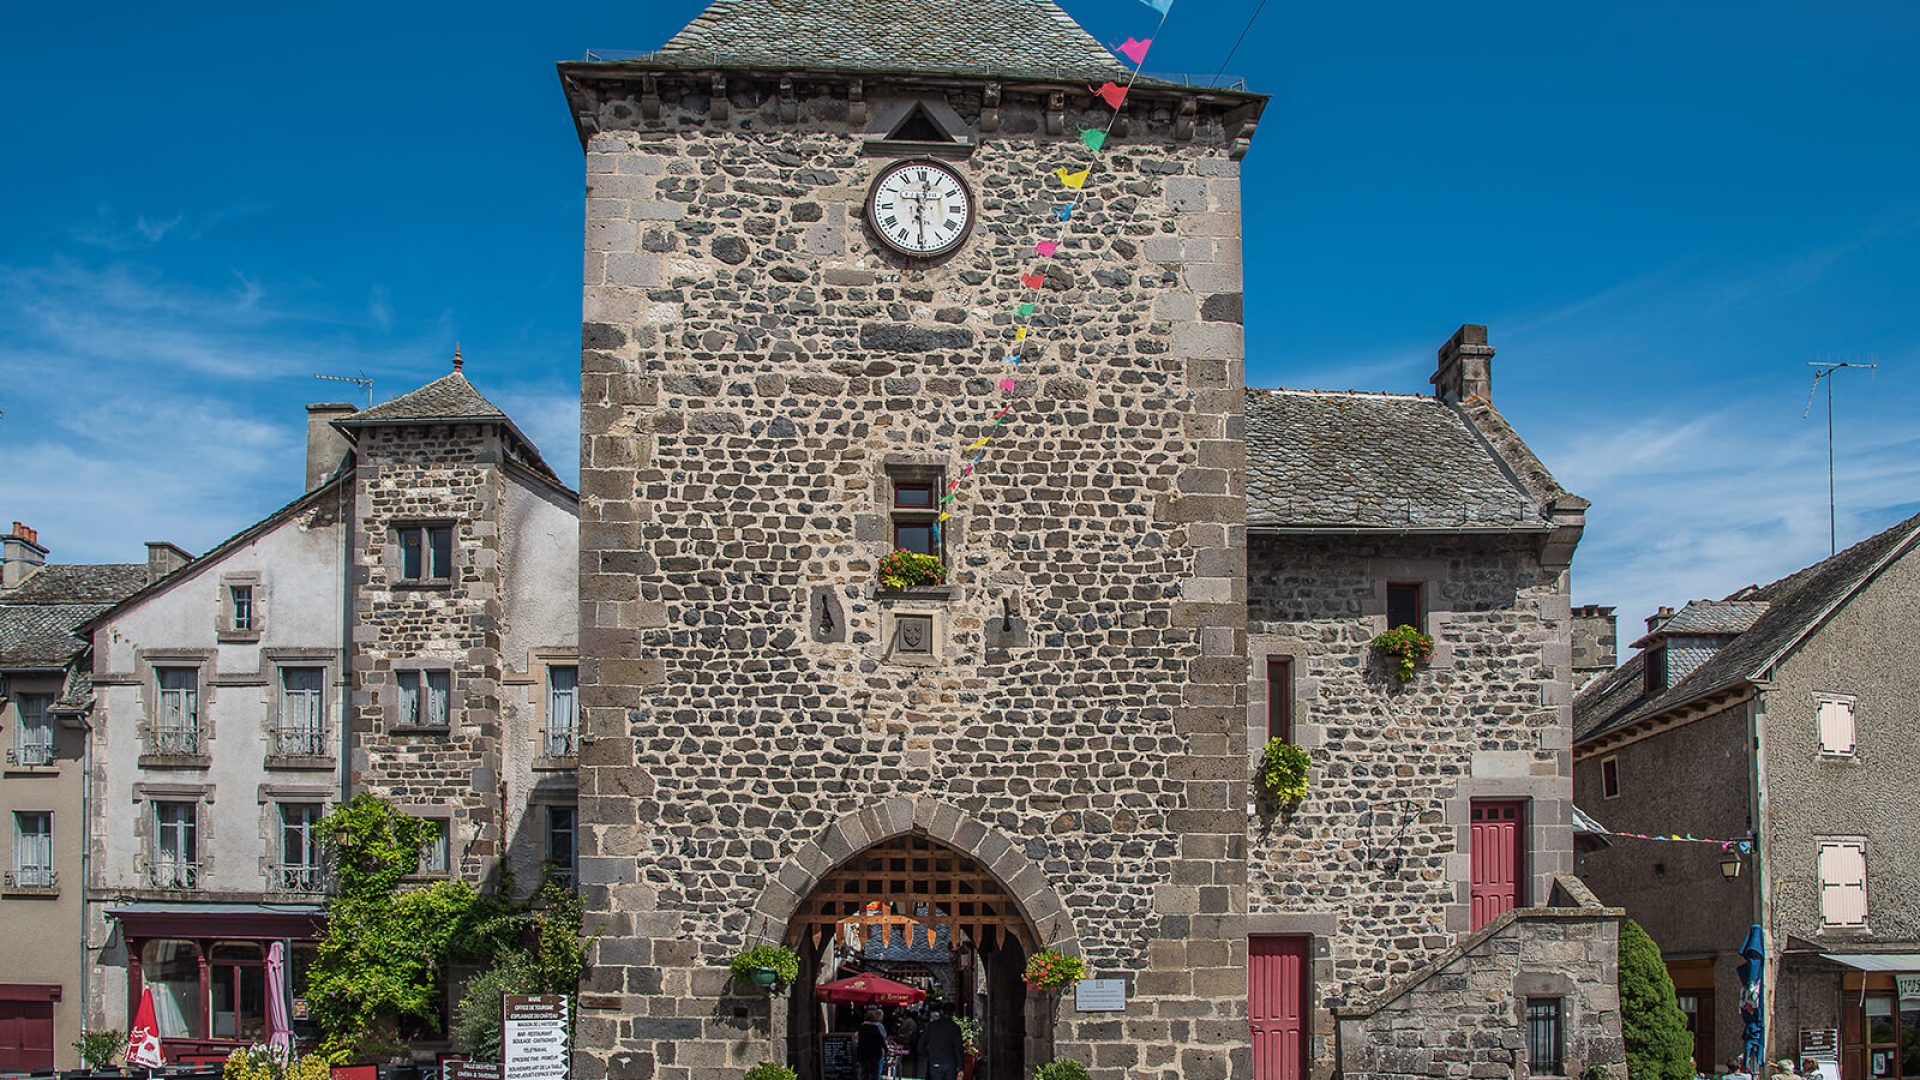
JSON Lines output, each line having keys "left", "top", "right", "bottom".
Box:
{"left": 570, "top": 74, "right": 1252, "bottom": 1080}
{"left": 350, "top": 423, "right": 507, "bottom": 882}
{"left": 1247, "top": 532, "right": 1581, "bottom": 1079}
{"left": 1336, "top": 889, "right": 1624, "bottom": 1080}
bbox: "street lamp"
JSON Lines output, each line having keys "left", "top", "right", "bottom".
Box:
{"left": 1721, "top": 857, "right": 1743, "bottom": 880}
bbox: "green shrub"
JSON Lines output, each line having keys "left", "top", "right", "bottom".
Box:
{"left": 453, "top": 951, "right": 537, "bottom": 1062}
{"left": 1619, "top": 919, "right": 1693, "bottom": 1080}
{"left": 1033, "top": 1061, "right": 1091, "bottom": 1080}
{"left": 744, "top": 1065, "right": 798, "bottom": 1080}
{"left": 1256, "top": 739, "right": 1311, "bottom": 804}
{"left": 729, "top": 943, "right": 800, "bottom": 986}
{"left": 73, "top": 1030, "right": 122, "bottom": 1070}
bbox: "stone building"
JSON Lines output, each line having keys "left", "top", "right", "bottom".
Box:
{"left": 1575, "top": 513, "right": 1920, "bottom": 1080}
{"left": 74, "top": 361, "right": 579, "bottom": 1062}
{"left": 557, "top": 3, "right": 1620, "bottom": 1079}
{"left": 0, "top": 524, "right": 147, "bottom": 1070}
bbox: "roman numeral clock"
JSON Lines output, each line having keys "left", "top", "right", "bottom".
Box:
{"left": 865, "top": 160, "right": 974, "bottom": 258}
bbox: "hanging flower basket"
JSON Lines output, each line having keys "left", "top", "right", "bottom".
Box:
{"left": 878, "top": 549, "right": 946, "bottom": 591}
{"left": 1022, "top": 948, "right": 1089, "bottom": 993}
{"left": 729, "top": 944, "right": 800, "bottom": 991}
{"left": 1371, "top": 625, "right": 1434, "bottom": 682}
{"left": 1256, "top": 738, "right": 1311, "bottom": 805}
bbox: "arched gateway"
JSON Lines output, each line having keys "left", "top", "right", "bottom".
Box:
{"left": 754, "top": 804, "right": 1073, "bottom": 1080}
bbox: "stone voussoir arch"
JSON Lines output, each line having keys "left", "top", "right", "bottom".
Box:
{"left": 751, "top": 796, "right": 1080, "bottom": 956}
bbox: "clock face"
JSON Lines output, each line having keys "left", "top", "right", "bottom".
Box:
{"left": 866, "top": 161, "right": 974, "bottom": 258}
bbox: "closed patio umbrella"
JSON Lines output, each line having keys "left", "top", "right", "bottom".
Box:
{"left": 1739, "top": 924, "right": 1765, "bottom": 1070}
{"left": 265, "top": 941, "right": 294, "bottom": 1052}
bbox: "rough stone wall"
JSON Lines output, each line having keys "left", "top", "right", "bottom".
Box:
{"left": 350, "top": 423, "right": 507, "bottom": 882}
{"left": 1336, "top": 895, "right": 1624, "bottom": 1080}
{"left": 571, "top": 75, "right": 1250, "bottom": 1080}
{"left": 1246, "top": 532, "right": 1581, "bottom": 1078}
{"left": 1570, "top": 605, "right": 1616, "bottom": 687}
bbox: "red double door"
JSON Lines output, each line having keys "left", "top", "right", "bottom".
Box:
{"left": 0, "top": 1000, "right": 55, "bottom": 1071}
{"left": 1250, "top": 935, "right": 1309, "bottom": 1080}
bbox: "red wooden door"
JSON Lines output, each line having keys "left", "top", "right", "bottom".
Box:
{"left": 0, "top": 1000, "right": 55, "bottom": 1071}
{"left": 1250, "top": 935, "right": 1310, "bottom": 1080}
{"left": 1469, "top": 800, "right": 1526, "bottom": 930}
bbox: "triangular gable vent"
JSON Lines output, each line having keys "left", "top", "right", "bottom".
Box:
{"left": 865, "top": 97, "right": 974, "bottom": 156}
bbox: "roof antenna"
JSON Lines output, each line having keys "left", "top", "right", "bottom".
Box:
{"left": 453, "top": 341, "right": 464, "bottom": 372}
{"left": 313, "top": 369, "right": 375, "bottom": 408}
{"left": 1803, "top": 358, "right": 1880, "bottom": 555}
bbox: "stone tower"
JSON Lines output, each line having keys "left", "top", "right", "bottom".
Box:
{"left": 559, "top": 2, "right": 1264, "bottom": 1077}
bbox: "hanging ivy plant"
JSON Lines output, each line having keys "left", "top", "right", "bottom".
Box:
{"left": 1371, "top": 625, "right": 1435, "bottom": 682}
{"left": 1256, "top": 739, "right": 1311, "bottom": 805}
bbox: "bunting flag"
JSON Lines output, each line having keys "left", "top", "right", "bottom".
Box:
{"left": 938, "top": 0, "right": 1175, "bottom": 531}
{"left": 1587, "top": 828, "right": 1756, "bottom": 854}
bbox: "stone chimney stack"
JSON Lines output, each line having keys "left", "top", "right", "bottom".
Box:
{"left": 1432, "top": 324, "right": 1495, "bottom": 404}
{"left": 146, "top": 541, "right": 192, "bottom": 585}
{"left": 1645, "top": 605, "right": 1676, "bottom": 636}
{"left": 2, "top": 522, "right": 47, "bottom": 590}
{"left": 307, "top": 403, "right": 358, "bottom": 491}
{"left": 1570, "top": 604, "right": 1618, "bottom": 687}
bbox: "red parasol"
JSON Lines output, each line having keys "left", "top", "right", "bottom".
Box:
{"left": 814, "top": 974, "right": 927, "bottom": 1005}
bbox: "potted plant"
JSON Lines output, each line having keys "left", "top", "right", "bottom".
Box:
{"left": 72, "top": 1030, "right": 122, "bottom": 1077}
{"left": 877, "top": 549, "right": 946, "bottom": 591}
{"left": 1371, "top": 625, "right": 1434, "bottom": 682}
{"left": 955, "top": 1016, "right": 982, "bottom": 1080}
{"left": 729, "top": 943, "right": 800, "bottom": 990}
{"left": 1033, "top": 1061, "right": 1091, "bottom": 1080}
{"left": 1255, "top": 738, "right": 1311, "bottom": 805}
{"left": 1021, "top": 948, "right": 1088, "bottom": 993}
{"left": 743, "top": 1065, "right": 797, "bottom": 1080}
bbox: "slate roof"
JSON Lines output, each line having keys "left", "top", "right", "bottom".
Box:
{"left": 1245, "top": 389, "right": 1552, "bottom": 531}
{"left": 1575, "top": 511, "right": 1920, "bottom": 743}
{"left": 1630, "top": 600, "right": 1770, "bottom": 647}
{"left": 339, "top": 371, "right": 508, "bottom": 426}
{"left": 643, "top": 0, "right": 1134, "bottom": 83}
{"left": 0, "top": 564, "right": 146, "bottom": 668}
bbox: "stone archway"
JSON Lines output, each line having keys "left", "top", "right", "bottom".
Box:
{"left": 752, "top": 799, "right": 1076, "bottom": 1080}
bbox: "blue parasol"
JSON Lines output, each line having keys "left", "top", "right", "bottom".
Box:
{"left": 1738, "top": 924, "right": 1765, "bottom": 1069}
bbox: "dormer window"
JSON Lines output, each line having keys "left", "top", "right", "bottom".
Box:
{"left": 1643, "top": 644, "right": 1668, "bottom": 695}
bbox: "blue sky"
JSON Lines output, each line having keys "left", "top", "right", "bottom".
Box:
{"left": 3, "top": 1, "right": 1917, "bottom": 640}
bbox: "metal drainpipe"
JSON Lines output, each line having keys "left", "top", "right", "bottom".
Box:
{"left": 79, "top": 706, "right": 92, "bottom": 1041}
{"left": 338, "top": 474, "right": 355, "bottom": 804}
{"left": 1748, "top": 690, "right": 1775, "bottom": 1062}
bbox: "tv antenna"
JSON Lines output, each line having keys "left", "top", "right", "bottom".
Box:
{"left": 1803, "top": 359, "right": 1879, "bottom": 555}
{"left": 313, "top": 370, "right": 374, "bottom": 408}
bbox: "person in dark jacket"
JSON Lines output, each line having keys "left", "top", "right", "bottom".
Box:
{"left": 917, "top": 1008, "right": 966, "bottom": 1080}
{"left": 855, "top": 1007, "right": 889, "bottom": 1080}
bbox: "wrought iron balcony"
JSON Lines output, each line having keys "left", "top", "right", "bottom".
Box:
{"left": 150, "top": 726, "right": 201, "bottom": 756}
{"left": 270, "top": 725, "right": 329, "bottom": 757}
{"left": 4, "top": 867, "right": 56, "bottom": 889}
{"left": 541, "top": 727, "right": 579, "bottom": 758}
{"left": 271, "top": 863, "right": 329, "bottom": 894}
{"left": 147, "top": 861, "right": 200, "bottom": 890}
{"left": 6, "top": 744, "right": 55, "bottom": 766}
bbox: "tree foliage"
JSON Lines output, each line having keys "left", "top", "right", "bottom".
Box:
{"left": 307, "top": 796, "right": 584, "bottom": 1063}
{"left": 1619, "top": 919, "right": 1694, "bottom": 1080}
{"left": 450, "top": 880, "right": 593, "bottom": 1062}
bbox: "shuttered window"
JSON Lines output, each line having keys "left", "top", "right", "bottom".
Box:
{"left": 1816, "top": 697, "right": 1856, "bottom": 756}
{"left": 1819, "top": 840, "right": 1867, "bottom": 928}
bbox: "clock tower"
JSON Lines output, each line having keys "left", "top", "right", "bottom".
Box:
{"left": 559, "top": 2, "right": 1264, "bottom": 1077}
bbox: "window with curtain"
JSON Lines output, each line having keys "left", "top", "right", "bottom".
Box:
{"left": 278, "top": 803, "right": 324, "bottom": 891}
{"left": 154, "top": 667, "right": 199, "bottom": 754}
{"left": 396, "top": 670, "right": 452, "bottom": 728}
{"left": 546, "top": 805, "right": 577, "bottom": 887}
{"left": 141, "top": 940, "right": 203, "bottom": 1038}
{"left": 229, "top": 585, "right": 254, "bottom": 631}
{"left": 277, "top": 667, "right": 327, "bottom": 755}
{"left": 152, "top": 801, "right": 198, "bottom": 888}
{"left": 546, "top": 666, "right": 579, "bottom": 756}
{"left": 418, "top": 819, "right": 450, "bottom": 875}
{"left": 13, "top": 694, "right": 54, "bottom": 765}
{"left": 12, "top": 812, "right": 53, "bottom": 887}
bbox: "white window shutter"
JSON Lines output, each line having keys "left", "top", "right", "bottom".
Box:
{"left": 1818, "top": 699, "right": 1856, "bottom": 755}
{"left": 1820, "top": 842, "right": 1868, "bottom": 927}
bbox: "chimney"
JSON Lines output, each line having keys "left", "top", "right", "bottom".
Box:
{"left": 2, "top": 522, "right": 47, "bottom": 590}
{"left": 146, "top": 541, "right": 193, "bottom": 585}
{"left": 1432, "top": 324, "right": 1495, "bottom": 404}
{"left": 1570, "top": 604, "right": 1618, "bottom": 687}
{"left": 1645, "top": 605, "right": 1676, "bottom": 636}
{"left": 307, "top": 403, "right": 358, "bottom": 491}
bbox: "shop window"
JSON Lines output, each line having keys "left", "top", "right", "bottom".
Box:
{"left": 1266, "top": 658, "right": 1293, "bottom": 743}
{"left": 209, "top": 943, "right": 266, "bottom": 1041}
{"left": 289, "top": 945, "right": 319, "bottom": 1041}
{"left": 1526, "top": 998, "right": 1564, "bottom": 1075}
{"left": 141, "top": 940, "right": 203, "bottom": 1038}
{"left": 1386, "top": 582, "right": 1423, "bottom": 633}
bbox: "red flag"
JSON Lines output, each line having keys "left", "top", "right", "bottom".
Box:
{"left": 126, "top": 987, "right": 166, "bottom": 1068}
{"left": 1020, "top": 273, "right": 1046, "bottom": 290}
{"left": 1091, "top": 82, "right": 1128, "bottom": 109}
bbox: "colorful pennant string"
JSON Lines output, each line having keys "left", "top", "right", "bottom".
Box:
{"left": 935, "top": 0, "right": 1176, "bottom": 542}
{"left": 1589, "top": 829, "right": 1756, "bottom": 854}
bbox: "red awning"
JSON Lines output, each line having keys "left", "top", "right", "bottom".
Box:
{"left": 814, "top": 975, "right": 927, "bottom": 1005}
